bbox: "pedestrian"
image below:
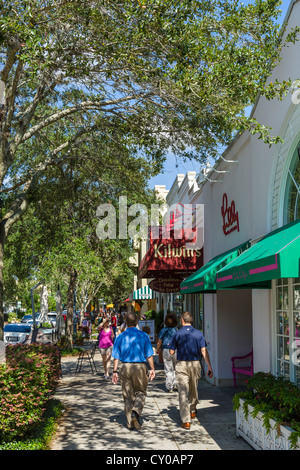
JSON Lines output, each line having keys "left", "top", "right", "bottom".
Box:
{"left": 157, "top": 313, "right": 178, "bottom": 393}
{"left": 111, "top": 312, "right": 155, "bottom": 430}
{"left": 111, "top": 311, "right": 117, "bottom": 339}
{"left": 117, "top": 312, "right": 123, "bottom": 326}
{"left": 98, "top": 318, "right": 114, "bottom": 378}
{"left": 117, "top": 313, "right": 141, "bottom": 335}
{"left": 169, "top": 311, "right": 213, "bottom": 430}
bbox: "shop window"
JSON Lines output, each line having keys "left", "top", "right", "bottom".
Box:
{"left": 284, "top": 146, "right": 300, "bottom": 224}
{"left": 198, "top": 294, "right": 204, "bottom": 332}
{"left": 191, "top": 294, "right": 204, "bottom": 331}
{"left": 275, "top": 278, "right": 300, "bottom": 386}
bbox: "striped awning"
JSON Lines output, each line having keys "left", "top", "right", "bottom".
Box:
{"left": 129, "top": 286, "right": 155, "bottom": 301}
{"left": 216, "top": 219, "right": 300, "bottom": 289}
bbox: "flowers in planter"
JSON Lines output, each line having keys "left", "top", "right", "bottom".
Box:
{"left": 233, "top": 372, "right": 300, "bottom": 448}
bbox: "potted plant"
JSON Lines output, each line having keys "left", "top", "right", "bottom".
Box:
{"left": 233, "top": 372, "right": 300, "bottom": 450}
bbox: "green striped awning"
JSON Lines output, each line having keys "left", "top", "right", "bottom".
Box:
{"left": 129, "top": 286, "right": 154, "bottom": 301}
{"left": 180, "top": 241, "right": 250, "bottom": 294}
{"left": 216, "top": 219, "right": 300, "bottom": 289}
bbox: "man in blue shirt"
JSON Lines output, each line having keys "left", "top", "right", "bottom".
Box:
{"left": 112, "top": 312, "right": 155, "bottom": 430}
{"left": 169, "top": 311, "right": 213, "bottom": 430}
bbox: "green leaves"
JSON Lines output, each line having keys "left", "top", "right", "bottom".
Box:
{"left": 234, "top": 372, "right": 300, "bottom": 448}
{"left": 1, "top": 0, "right": 296, "bottom": 180}
{"left": 1, "top": 0, "right": 299, "bottom": 334}
{"left": 0, "top": 343, "right": 61, "bottom": 443}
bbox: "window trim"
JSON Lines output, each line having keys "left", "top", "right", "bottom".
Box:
{"left": 272, "top": 278, "right": 300, "bottom": 385}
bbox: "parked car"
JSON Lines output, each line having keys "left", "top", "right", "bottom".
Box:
{"left": 4, "top": 323, "right": 32, "bottom": 345}
{"left": 26, "top": 318, "right": 41, "bottom": 327}
{"left": 47, "top": 312, "right": 57, "bottom": 327}
{"left": 62, "top": 310, "right": 80, "bottom": 322}
{"left": 21, "top": 314, "right": 33, "bottom": 323}
{"left": 42, "top": 312, "right": 65, "bottom": 329}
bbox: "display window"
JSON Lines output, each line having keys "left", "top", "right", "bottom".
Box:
{"left": 275, "top": 278, "right": 300, "bottom": 385}
{"left": 284, "top": 146, "right": 300, "bottom": 224}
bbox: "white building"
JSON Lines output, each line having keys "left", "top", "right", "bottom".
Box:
{"left": 159, "top": 0, "right": 300, "bottom": 387}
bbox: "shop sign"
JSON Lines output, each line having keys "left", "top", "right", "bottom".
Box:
{"left": 221, "top": 193, "right": 239, "bottom": 236}
{"left": 139, "top": 229, "right": 203, "bottom": 278}
{"left": 149, "top": 276, "right": 183, "bottom": 293}
{"left": 138, "top": 320, "right": 155, "bottom": 342}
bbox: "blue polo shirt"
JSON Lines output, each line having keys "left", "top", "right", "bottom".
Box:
{"left": 168, "top": 325, "right": 207, "bottom": 361}
{"left": 112, "top": 327, "right": 154, "bottom": 363}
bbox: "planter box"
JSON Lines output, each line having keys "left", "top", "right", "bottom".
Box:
{"left": 236, "top": 398, "right": 300, "bottom": 450}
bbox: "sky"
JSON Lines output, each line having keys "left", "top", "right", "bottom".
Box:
{"left": 148, "top": 0, "right": 291, "bottom": 191}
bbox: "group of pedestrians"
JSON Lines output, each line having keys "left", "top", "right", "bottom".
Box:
{"left": 96, "top": 310, "right": 123, "bottom": 379}
{"left": 104, "top": 310, "right": 213, "bottom": 432}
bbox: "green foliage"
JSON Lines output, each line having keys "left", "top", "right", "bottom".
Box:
{"left": 39, "top": 322, "right": 52, "bottom": 329}
{"left": 0, "top": 343, "right": 61, "bottom": 443}
{"left": 233, "top": 372, "right": 300, "bottom": 448}
{"left": 1, "top": 0, "right": 299, "bottom": 342}
{"left": 143, "top": 310, "right": 157, "bottom": 320}
{"left": 1, "top": 0, "right": 298, "bottom": 200}
{"left": 143, "top": 309, "right": 164, "bottom": 335}
{"left": 7, "top": 313, "right": 18, "bottom": 323}
{"left": 0, "top": 399, "right": 64, "bottom": 450}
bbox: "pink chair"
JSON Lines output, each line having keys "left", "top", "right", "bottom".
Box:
{"left": 231, "top": 349, "right": 253, "bottom": 387}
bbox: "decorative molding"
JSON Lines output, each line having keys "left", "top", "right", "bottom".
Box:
{"left": 270, "top": 103, "right": 300, "bottom": 230}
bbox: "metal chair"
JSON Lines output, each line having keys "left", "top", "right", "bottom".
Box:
{"left": 75, "top": 342, "right": 98, "bottom": 375}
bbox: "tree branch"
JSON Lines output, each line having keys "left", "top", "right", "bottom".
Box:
{"left": 20, "top": 93, "right": 151, "bottom": 143}
{"left": 0, "top": 38, "right": 21, "bottom": 84}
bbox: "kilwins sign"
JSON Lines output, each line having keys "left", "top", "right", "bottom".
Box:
{"left": 139, "top": 205, "right": 203, "bottom": 291}
{"left": 149, "top": 276, "right": 183, "bottom": 294}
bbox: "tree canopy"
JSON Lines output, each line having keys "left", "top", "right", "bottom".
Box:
{"left": 0, "top": 0, "right": 299, "bottom": 339}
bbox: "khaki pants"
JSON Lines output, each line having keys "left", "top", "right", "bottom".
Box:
{"left": 175, "top": 361, "right": 201, "bottom": 423}
{"left": 119, "top": 362, "right": 148, "bottom": 428}
{"left": 163, "top": 349, "right": 177, "bottom": 391}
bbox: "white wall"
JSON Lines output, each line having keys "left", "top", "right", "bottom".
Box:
{"left": 252, "top": 290, "right": 272, "bottom": 373}
{"left": 215, "top": 290, "right": 253, "bottom": 386}
{"left": 161, "top": 1, "right": 300, "bottom": 385}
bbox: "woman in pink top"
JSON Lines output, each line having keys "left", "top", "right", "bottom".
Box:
{"left": 98, "top": 318, "right": 114, "bottom": 378}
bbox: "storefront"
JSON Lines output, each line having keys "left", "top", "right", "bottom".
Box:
{"left": 128, "top": 285, "right": 157, "bottom": 317}
{"left": 215, "top": 220, "right": 300, "bottom": 386}
{"left": 163, "top": 0, "right": 300, "bottom": 387}
{"left": 139, "top": 200, "right": 203, "bottom": 323}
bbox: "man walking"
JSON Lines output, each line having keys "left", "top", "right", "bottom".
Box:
{"left": 112, "top": 312, "right": 155, "bottom": 430}
{"left": 169, "top": 311, "right": 213, "bottom": 430}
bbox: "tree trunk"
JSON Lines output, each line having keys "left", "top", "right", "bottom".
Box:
{"left": 65, "top": 267, "right": 77, "bottom": 350}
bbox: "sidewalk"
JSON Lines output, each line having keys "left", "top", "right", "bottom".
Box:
{"left": 51, "top": 350, "right": 253, "bottom": 451}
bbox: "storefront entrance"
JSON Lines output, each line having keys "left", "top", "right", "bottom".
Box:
{"left": 274, "top": 277, "right": 300, "bottom": 385}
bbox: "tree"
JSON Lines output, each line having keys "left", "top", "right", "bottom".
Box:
{"left": 0, "top": 0, "right": 299, "bottom": 339}
{"left": 3, "top": 148, "right": 146, "bottom": 347}
{"left": 40, "top": 232, "right": 135, "bottom": 349}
